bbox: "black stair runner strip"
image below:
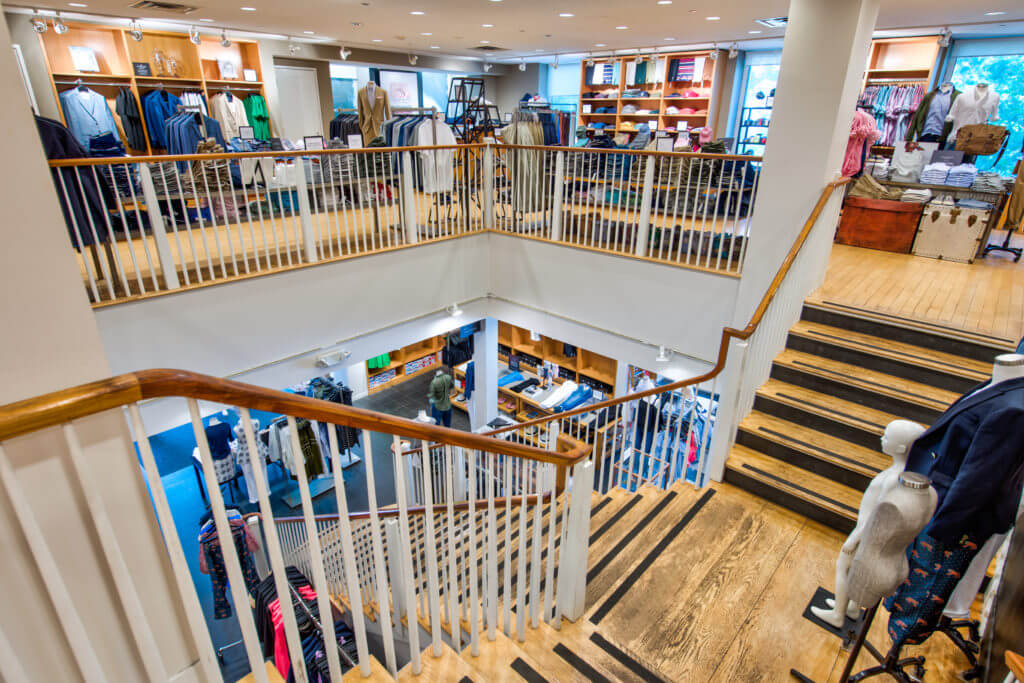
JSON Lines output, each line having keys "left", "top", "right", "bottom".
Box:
{"left": 590, "top": 496, "right": 642, "bottom": 544}
{"left": 756, "top": 426, "right": 882, "bottom": 474}
{"left": 800, "top": 328, "right": 981, "bottom": 375}
{"left": 497, "top": 511, "right": 565, "bottom": 598}
{"left": 790, "top": 359, "right": 941, "bottom": 405}
{"left": 818, "top": 300, "right": 1014, "bottom": 345}
{"left": 587, "top": 491, "right": 678, "bottom": 583}
{"left": 553, "top": 643, "right": 612, "bottom": 683}
{"left": 591, "top": 490, "right": 714, "bottom": 625}
{"left": 589, "top": 631, "right": 667, "bottom": 682}
{"left": 511, "top": 657, "right": 550, "bottom": 682}
{"left": 775, "top": 392, "right": 885, "bottom": 430}
{"left": 459, "top": 677, "right": 474, "bottom": 683}
{"left": 740, "top": 463, "right": 858, "bottom": 515}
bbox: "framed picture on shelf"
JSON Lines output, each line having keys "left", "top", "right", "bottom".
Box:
{"left": 243, "top": 68, "right": 258, "bottom": 82}
{"left": 239, "top": 126, "right": 255, "bottom": 140}
{"left": 68, "top": 46, "right": 99, "bottom": 73}
{"left": 303, "top": 135, "right": 325, "bottom": 151}
{"left": 217, "top": 60, "right": 239, "bottom": 80}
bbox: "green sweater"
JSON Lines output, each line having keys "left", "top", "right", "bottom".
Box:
{"left": 428, "top": 373, "right": 454, "bottom": 412}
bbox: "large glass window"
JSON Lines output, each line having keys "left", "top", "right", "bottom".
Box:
{"left": 733, "top": 51, "right": 781, "bottom": 155}
{"left": 949, "top": 54, "right": 1023, "bottom": 175}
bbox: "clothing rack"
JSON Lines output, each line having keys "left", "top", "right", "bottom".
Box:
{"left": 55, "top": 78, "right": 130, "bottom": 88}
{"left": 287, "top": 581, "right": 357, "bottom": 669}
{"left": 215, "top": 84, "right": 264, "bottom": 92}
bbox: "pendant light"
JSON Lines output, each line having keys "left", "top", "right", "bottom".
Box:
{"left": 128, "top": 20, "right": 143, "bottom": 42}
{"left": 728, "top": 42, "right": 739, "bottom": 59}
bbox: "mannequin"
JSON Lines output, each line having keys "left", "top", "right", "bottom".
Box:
{"left": 885, "top": 353, "right": 1024, "bottom": 648}
{"left": 357, "top": 81, "right": 391, "bottom": 144}
{"left": 944, "top": 81, "right": 1000, "bottom": 146}
{"left": 904, "top": 81, "right": 960, "bottom": 143}
{"left": 811, "top": 419, "right": 926, "bottom": 627}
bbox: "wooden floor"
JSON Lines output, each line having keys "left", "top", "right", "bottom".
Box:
{"left": 587, "top": 482, "right": 980, "bottom": 682}
{"left": 814, "top": 234, "right": 1024, "bottom": 345}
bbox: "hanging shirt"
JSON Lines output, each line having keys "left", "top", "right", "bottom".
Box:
{"left": 414, "top": 118, "right": 458, "bottom": 193}
{"left": 922, "top": 89, "right": 951, "bottom": 136}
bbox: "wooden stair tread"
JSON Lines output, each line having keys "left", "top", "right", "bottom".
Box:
{"left": 585, "top": 485, "right": 705, "bottom": 610}
{"left": 738, "top": 411, "right": 891, "bottom": 476}
{"left": 775, "top": 348, "right": 960, "bottom": 410}
{"left": 342, "top": 655, "right": 392, "bottom": 681}
{"left": 459, "top": 628, "right": 547, "bottom": 680}
{"left": 791, "top": 320, "right": 991, "bottom": 381}
{"left": 758, "top": 379, "right": 905, "bottom": 436}
{"left": 397, "top": 642, "right": 478, "bottom": 681}
{"left": 236, "top": 661, "right": 285, "bottom": 683}
{"left": 726, "top": 445, "right": 861, "bottom": 521}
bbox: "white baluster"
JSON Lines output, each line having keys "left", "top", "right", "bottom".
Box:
{"left": 556, "top": 460, "right": 595, "bottom": 622}
{"left": 515, "top": 458, "right": 529, "bottom": 642}
{"left": 361, "top": 430, "right": 398, "bottom": 675}
{"left": 543, "top": 461, "right": 559, "bottom": 624}
{"left": 467, "top": 449, "right": 481, "bottom": 655}
{"left": 391, "top": 436, "right": 422, "bottom": 673}
{"left": 443, "top": 445, "right": 462, "bottom": 651}
{"left": 486, "top": 452, "right": 499, "bottom": 641}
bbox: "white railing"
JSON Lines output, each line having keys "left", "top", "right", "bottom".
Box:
{"left": 0, "top": 371, "right": 592, "bottom": 681}
{"left": 491, "top": 145, "right": 760, "bottom": 272}
{"left": 50, "top": 143, "right": 759, "bottom": 305}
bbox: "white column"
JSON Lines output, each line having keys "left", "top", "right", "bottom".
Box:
{"left": 732, "top": 0, "right": 880, "bottom": 325}
{"left": 470, "top": 317, "right": 499, "bottom": 431}
{"left": 401, "top": 150, "right": 419, "bottom": 243}
{"left": 291, "top": 162, "right": 318, "bottom": 263}
{"left": 0, "top": 24, "right": 196, "bottom": 681}
{"left": 483, "top": 144, "right": 495, "bottom": 229}
{"left": 138, "top": 163, "right": 180, "bottom": 290}
{"left": 634, "top": 155, "right": 656, "bottom": 256}
{"left": 550, "top": 151, "right": 565, "bottom": 241}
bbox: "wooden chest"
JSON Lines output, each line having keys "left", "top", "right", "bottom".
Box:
{"left": 912, "top": 203, "right": 990, "bottom": 263}
{"left": 835, "top": 196, "right": 924, "bottom": 253}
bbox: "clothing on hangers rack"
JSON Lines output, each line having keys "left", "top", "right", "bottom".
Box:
{"left": 114, "top": 88, "right": 146, "bottom": 151}
{"left": 514, "top": 105, "right": 573, "bottom": 145}
{"left": 210, "top": 90, "right": 251, "bottom": 140}
{"left": 858, "top": 83, "right": 925, "bottom": 146}
{"left": 329, "top": 109, "right": 360, "bottom": 141}
{"left": 58, "top": 84, "right": 119, "bottom": 149}
{"left": 197, "top": 509, "right": 260, "bottom": 619}
{"left": 244, "top": 93, "right": 271, "bottom": 140}
{"left": 143, "top": 88, "right": 183, "bottom": 149}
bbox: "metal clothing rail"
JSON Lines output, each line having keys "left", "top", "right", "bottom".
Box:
{"left": 54, "top": 79, "right": 133, "bottom": 88}
{"left": 287, "top": 581, "right": 358, "bottom": 669}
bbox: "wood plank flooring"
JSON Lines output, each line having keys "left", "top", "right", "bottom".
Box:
{"left": 814, "top": 240, "right": 1024, "bottom": 344}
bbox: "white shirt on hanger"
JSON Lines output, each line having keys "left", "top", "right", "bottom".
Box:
{"left": 413, "top": 118, "right": 458, "bottom": 193}
{"left": 210, "top": 92, "right": 251, "bottom": 141}
{"left": 945, "top": 85, "right": 1000, "bottom": 144}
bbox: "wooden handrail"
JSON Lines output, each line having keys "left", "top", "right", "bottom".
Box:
{"left": 497, "top": 143, "right": 764, "bottom": 161}
{"left": 0, "top": 369, "right": 587, "bottom": 467}
{"left": 267, "top": 493, "right": 554, "bottom": 525}
{"left": 47, "top": 143, "right": 486, "bottom": 167}
{"left": 486, "top": 176, "right": 852, "bottom": 435}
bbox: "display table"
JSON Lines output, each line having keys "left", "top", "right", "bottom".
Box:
{"left": 836, "top": 196, "right": 923, "bottom": 253}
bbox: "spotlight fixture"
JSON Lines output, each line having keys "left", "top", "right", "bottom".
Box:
{"left": 30, "top": 10, "right": 47, "bottom": 33}
{"left": 518, "top": 59, "right": 526, "bottom": 71}
{"left": 552, "top": 54, "right": 559, "bottom": 69}
{"left": 188, "top": 25, "right": 201, "bottom": 45}
{"left": 408, "top": 53, "right": 418, "bottom": 65}
{"left": 656, "top": 345, "right": 671, "bottom": 362}
{"left": 584, "top": 52, "right": 593, "bottom": 66}
{"left": 937, "top": 28, "right": 951, "bottom": 47}
{"left": 446, "top": 302, "right": 463, "bottom": 316}
{"left": 728, "top": 42, "right": 739, "bottom": 59}
{"left": 128, "top": 20, "right": 143, "bottom": 42}
{"left": 483, "top": 61, "right": 492, "bottom": 72}
{"left": 529, "top": 330, "right": 541, "bottom": 342}
{"left": 339, "top": 46, "right": 352, "bottom": 60}
{"left": 634, "top": 52, "right": 643, "bottom": 65}
{"left": 708, "top": 44, "right": 719, "bottom": 60}
{"left": 220, "top": 29, "right": 231, "bottom": 47}
{"left": 53, "top": 12, "right": 68, "bottom": 34}
{"left": 287, "top": 40, "right": 300, "bottom": 55}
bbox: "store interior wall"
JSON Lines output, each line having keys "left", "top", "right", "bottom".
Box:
{"left": 274, "top": 56, "right": 335, "bottom": 137}
{"left": 490, "top": 63, "right": 546, "bottom": 117}
{"left": 5, "top": 12, "right": 59, "bottom": 120}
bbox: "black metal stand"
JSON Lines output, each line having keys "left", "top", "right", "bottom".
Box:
{"left": 936, "top": 616, "right": 983, "bottom": 680}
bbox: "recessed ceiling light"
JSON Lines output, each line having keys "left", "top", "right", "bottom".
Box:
{"left": 749, "top": 29, "right": 761, "bottom": 33}
{"left": 535, "top": 48, "right": 544, "bottom": 51}
{"left": 657, "top": 1, "right": 672, "bottom": 4}
{"left": 410, "top": 10, "right": 425, "bottom": 14}
{"left": 664, "top": 37, "right": 675, "bottom": 40}
{"left": 559, "top": 12, "right": 573, "bottom": 17}
{"left": 304, "top": 30, "right": 314, "bottom": 34}
{"left": 68, "top": 2, "right": 87, "bottom": 6}
{"left": 421, "top": 31, "right": 432, "bottom": 35}
{"left": 985, "top": 10, "right": 1006, "bottom": 15}
{"left": 689, "top": 8, "right": 696, "bottom": 12}
{"left": 706, "top": 16, "right": 720, "bottom": 20}
{"left": 200, "top": 17, "right": 214, "bottom": 21}
{"left": 480, "top": 39, "right": 490, "bottom": 43}
{"left": 240, "top": 6, "right": 256, "bottom": 10}
{"left": 616, "top": 25, "right": 628, "bottom": 29}
{"left": 372, "top": 38, "right": 382, "bottom": 42}
{"left": 482, "top": 23, "right": 493, "bottom": 27}
{"left": 430, "top": 45, "right": 440, "bottom": 48}
{"left": 595, "top": 43, "right": 606, "bottom": 46}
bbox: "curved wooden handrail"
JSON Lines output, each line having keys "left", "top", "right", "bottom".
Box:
{"left": 486, "top": 176, "right": 852, "bottom": 435}
{"left": 47, "top": 143, "right": 486, "bottom": 167}
{"left": 0, "top": 369, "right": 587, "bottom": 467}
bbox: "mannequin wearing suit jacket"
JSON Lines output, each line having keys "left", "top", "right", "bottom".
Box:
{"left": 358, "top": 82, "right": 391, "bottom": 144}
{"left": 885, "top": 354, "right": 1024, "bottom": 647}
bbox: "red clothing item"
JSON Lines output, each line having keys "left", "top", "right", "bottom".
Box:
{"left": 268, "top": 586, "right": 318, "bottom": 678}
{"left": 843, "top": 109, "right": 880, "bottom": 176}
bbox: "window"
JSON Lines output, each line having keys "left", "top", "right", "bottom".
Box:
{"left": 732, "top": 51, "right": 781, "bottom": 155}
{"left": 948, "top": 54, "right": 1023, "bottom": 175}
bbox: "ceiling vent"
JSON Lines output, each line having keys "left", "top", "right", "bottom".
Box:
{"left": 129, "top": 1, "right": 198, "bottom": 14}
{"left": 755, "top": 16, "right": 788, "bottom": 28}
{"left": 472, "top": 44, "right": 504, "bottom": 52}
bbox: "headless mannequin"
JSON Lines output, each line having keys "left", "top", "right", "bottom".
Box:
{"left": 366, "top": 81, "right": 376, "bottom": 101}
{"left": 812, "top": 419, "right": 926, "bottom": 627}
{"left": 846, "top": 472, "right": 937, "bottom": 608}
{"left": 939, "top": 82, "right": 953, "bottom": 94}
{"left": 945, "top": 82, "right": 998, "bottom": 125}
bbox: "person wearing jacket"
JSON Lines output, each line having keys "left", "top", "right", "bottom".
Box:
{"left": 428, "top": 368, "right": 454, "bottom": 428}
{"left": 904, "top": 85, "right": 961, "bottom": 143}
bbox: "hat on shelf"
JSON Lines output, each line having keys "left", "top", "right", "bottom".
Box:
{"left": 620, "top": 121, "right": 638, "bottom": 131}
{"left": 679, "top": 107, "right": 697, "bottom": 115}
{"left": 683, "top": 89, "right": 702, "bottom": 97}
{"left": 621, "top": 104, "right": 638, "bottom": 114}
{"left": 664, "top": 126, "right": 677, "bottom": 133}
{"left": 694, "top": 109, "right": 708, "bottom": 115}
{"left": 596, "top": 106, "right": 614, "bottom": 113}
{"left": 592, "top": 122, "right": 606, "bottom": 130}
{"left": 665, "top": 105, "right": 681, "bottom": 114}
{"left": 667, "top": 92, "right": 682, "bottom": 97}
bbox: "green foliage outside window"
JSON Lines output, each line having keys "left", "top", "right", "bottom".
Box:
{"left": 950, "top": 55, "right": 1024, "bottom": 175}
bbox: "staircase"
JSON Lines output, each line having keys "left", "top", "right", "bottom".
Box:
{"left": 724, "top": 300, "right": 1009, "bottom": 533}
{"left": 316, "top": 480, "right": 718, "bottom": 682}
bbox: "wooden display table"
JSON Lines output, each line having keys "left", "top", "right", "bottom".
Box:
{"left": 836, "top": 196, "right": 924, "bottom": 253}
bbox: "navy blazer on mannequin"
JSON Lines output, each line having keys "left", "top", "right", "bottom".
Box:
{"left": 905, "top": 376, "right": 1024, "bottom": 544}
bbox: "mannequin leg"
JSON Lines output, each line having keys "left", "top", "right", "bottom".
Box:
{"left": 943, "top": 533, "right": 1005, "bottom": 619}
{"left": 812, "top": 548, "right": 856, "bottom": 627}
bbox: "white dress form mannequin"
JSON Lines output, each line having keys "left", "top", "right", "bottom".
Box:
{"left": 811, "top": 419, "right": 926, "bottom": 627}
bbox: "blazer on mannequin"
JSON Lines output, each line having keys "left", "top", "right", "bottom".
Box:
{"left": 358, "top": 83, "right": 392, "bottom": 144}
{"left": 905, "top": 376, "right": 1024, "bottom": 544}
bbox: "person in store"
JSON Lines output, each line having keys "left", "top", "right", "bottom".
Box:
{"left": 428, "top": 367, "right": 455, "bottom": 428}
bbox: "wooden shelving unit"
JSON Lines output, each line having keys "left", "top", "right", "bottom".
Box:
{"left": 577, "top": 50, "right": 720, "bottom": 142}
{"left": 38, "top": 21, "right": 271, "bottom": 155}
{"left": 366, "top": 335, "right": 445, "bottom": 394}
{"left": 860, "top": 36, "right": 941, "bottom": 154}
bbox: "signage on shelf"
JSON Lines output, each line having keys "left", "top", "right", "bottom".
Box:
{"left": 132, "top": 61, "right": 152, "bottom": 77}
